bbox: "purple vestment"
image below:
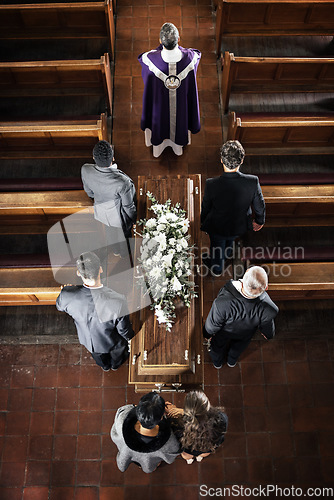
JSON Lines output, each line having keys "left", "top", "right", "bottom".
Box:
{"left": 138, "top": 45, "right": 201, "bottom": 154}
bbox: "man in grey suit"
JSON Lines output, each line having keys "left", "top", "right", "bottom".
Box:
{"left": 56, "top": 252, "right": 135, "bottom": 371}
{"left": 81, "top": 140, "right": 137, "bottom": 255}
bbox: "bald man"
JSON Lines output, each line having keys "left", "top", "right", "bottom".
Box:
{"left": 204, "top": 266, "right": 278, "bottom": 369}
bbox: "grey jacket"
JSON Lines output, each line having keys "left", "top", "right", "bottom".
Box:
{"left": 81, "top": 163, "right": 137, "bottom": 236}
{"left": 111, "top": 404, "right": 180, "bottom": 473}
{"left": 56, "top": 285, "right": 134, "bottom": 353}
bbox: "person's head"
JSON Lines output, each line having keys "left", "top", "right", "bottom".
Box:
{"left": 76, "top": 251, "right": 102, "bottom": 286}
{"left": 220, "top": 140, "right": 245, "bottom": 171}
{"left": 184, "top": 391, "right": 211, "bottom": 421}
{"left": 93, "top": 140, "right": 114, "bottom": 168}
{"left": 159, "top": 23, "right": 179, "bottom": 50}
{"left": 180, "top": 391, "right": 227, "bottom": 452}
{"left": 242, "top": 266, "right": 268, "bottom": 298}
{"left": 136, "top": 392, "right": 166, "bottom": 429}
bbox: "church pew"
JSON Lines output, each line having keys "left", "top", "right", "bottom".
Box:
{"left": 216, "top": 0, "right": 334, "bottom": 56}
{"left": 262, "top": 184, "right": 334, "bottom": 227}
{"left": 221, "top": 52, "right": 334, "bottom": 113}
{"left": 0, "top": 54, "right": 113, "bottom": 113}
{"left": 0, "top": 114, "right": 108, "bottom": 159}
{"left": 0, "top": 1, "right": 115, "bottom": 58}
{"left": 227, "top": 112, "right": 334, "bottom": 155}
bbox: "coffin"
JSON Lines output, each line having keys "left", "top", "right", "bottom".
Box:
{"left": 128, "top": 175, "right": 204, "bottom": 393}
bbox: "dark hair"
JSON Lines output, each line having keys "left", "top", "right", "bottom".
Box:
{"left": 179, "top": 391, "right": 227, "bottom": 452}
{"left": 93, "top": 140, "right": 114, "bottom": 168}
{"left": 160, "top": 23, "right": 179, "bottom": 50}
{"left": 76, "top": 252, "right": 101, "bottom": 281}
{"left": 220, "top": 140, "right": 245, "bottom": 170}
{"left": 135, "top": 392, "right": 166, "bottom": 429}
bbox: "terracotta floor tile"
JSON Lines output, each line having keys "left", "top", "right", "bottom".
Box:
{"left": 57, "top": 366, "right": 80, "bottom": 388}
{"left": 49, "top": 487, "right": 75, "bottom": 500}
{"left": 100, "top": 460, "right": 125, "bottom": 486}
{"left": 268, "top": 406, "right": 292, "bottom": 433}
{"left": 104, "top": 387, "right": 128, "bottom": 410}
{"left": 32, "top": 388, "right": 56, "bottom": 412}
{"left": 293, "top": 407, "right": 334, "bottom": 433}
{"left": 247, "top": 433, "right": 271, "bottom": 457}
{"left": 0, "top": 366, "right": 11, "bottom": 387}
{"left": 51, "top": 461, "right": 76, "bottom": 486}
{"left": 76, "top": 462, "right": 101, "bottom": 486}
{"left": 226, "top": 408, "right": 245, "bottom": 433}
{"left": 307, "top": 340, "right": 330, "bottom": 360}
{"left": 0, "top": 462, "right": 26, "bottom": 487}
{"left": 124, "top": 486, "right": 150, "bottom": 500}
{"left": 274, "top": 457, "right": 298, "bottom": 483}
{"left": 312, "top": 383, "right": 334, "bottom": 407}
{"left": 224, "top": 458, "right": 248, "bottom": 483}
{"left": 319, "top": 432, "right": 334, "bottom": 457}
{"left": 30, "top": 412, "right": 54, "bottom": 435}
{"left": 241, "top": 363, "right": 264, "bottom": 386}
{"left": 243, "top": 385, "right": 266, "bottom": 407}
{"left": 101, "top": 434, "right": 117, "bottom": 460}
{"left": 286, "top": 362, "right": 311, "bottom": 384}
{"left": 288, "top": 384, "right": 314, "bottom": 408}
{"left": 248, "top": 457, "right": 274, "bottom": 483}
{"left": 296, "top": 457, "right": 323, "bottom": 483}
{"left": 35, "top": 345, "right": 59, "bottom": 366}
{"left": 174, "top": 456, "right": 199, "bottom": 484}
{"left": 223, "top": 432, "right": 247, "bottom": 458}
{"left": 266, "top": 384, "right": 290, "bottom": 407}
{"left": 100, "top": 487, "right": 125, "bottom": 500}
{"left": 199, "top": 456, "right": 224, "bottom": 485}
{"left": 123, "top": 462, "right": 151, "bottom": 485}
{"left": 263, "top": 362, "right": 287, "bottom": 384}
{"left": 25, "top": 460, "right": 51, "bottom": 486}
{"left": 309, "top": 361, "right": 334, "bottom": 383}
{"left": 294, "top": 432, "right": 319, "bottom": 457}
{"left": 244, "top": 407, "right": 269, "bottom": 432}
{"left": 54, "top": 411, "right": 78, "bottom": 435}
{"left": 221, "top": 384, "right": 243, "bottom": 407}
{"left": 78, "top": 411, "right": 103, "bottom": 435}
{"left": 79, "top": 389, "right": 102, "bottom": 412}
{"left": 34, "top": 366, "right": 58, "bottom": 388}
{"left": 270, "top": 432, "right": 295, "bottom": 458}
{"left": 11, "top": 366, "right": 35, "bottom": 388}
{"left": 53, "top": 435, "right": 77, "bottom": 461}
{"left": 0, "top": 412, "right": 6, "bottom": 435}
{"left": 57, "top": 388, "right": 79, "bottom": 411}
{"left": 0, "top": 388, "right": 9, "bottom": 411}
{"left": 0, "top": 487, "right": 22, "bottom": 500}
{"left": 58, "top": 345, "right": 81, "bottom": 366}
{"left": 23, "top": 486, "right": 49, "bottom": 500}
{"left": 6, "top": 411, "right": 30, "bottom": 435}
{"left": 321, "top": 457, "right": 334, "bottom": 483}
{"left": 102, "top": 410, "right": 116, "bottom": 435}
{"left": 284, "top": 340, "right": 307, "bottom": 361}
{"left": 15, "top": 345, "right": 36, "bottom": 366}
{"left": 28, "top": 435, "right": 53, "bottom": 461}
{"left": 2, "top": 435, "right": 28, "bottom": 462}
{"left": 102, "top": 363, "right": 128, "bottom": 387}
{"left": 77, "top": 435, "right": 101, "bottom": 460}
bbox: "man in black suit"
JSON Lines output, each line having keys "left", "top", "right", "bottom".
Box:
{"left": 204, "top": 266, "right": 279, "bottom": 369}
{"left": 56, "top": 252, "right": 135, "bottom": 371}
{"left": 201, "top": 140, "right": 265, "bottom": 276}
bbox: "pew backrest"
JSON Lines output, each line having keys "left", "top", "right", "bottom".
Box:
{"left": 0, "top": 54, "right": 113, "bottom": 113}
{"left": 216, "top": 0, "right": 334, "bottom": 56}
{"left": 227, "top": 112, "right": 334, "bottom": 155}
{"left": 221, "top": 52, "right": 334, "bottom": 113}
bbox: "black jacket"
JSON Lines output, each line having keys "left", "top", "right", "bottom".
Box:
{"left": 56, "top": 285, "right": 134, "bottom": 353}
{"left": 200, "top": 171, "right": 265, "bottom": 237}
{"left": 204, "top": 280, "right": 278, "bottom": 340}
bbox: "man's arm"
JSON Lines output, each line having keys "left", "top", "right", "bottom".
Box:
{"left": 115, "top": 314, "right": 135, "bottom": 341}
{"left": 120, "top": 180, "right": 137, "bottom": 223}
{"left": 204, "top": 299, "right": 226, "bottom": 338}
{"left": 259, "top": 301, "right": 279, "bottom": 339}
{"left": 259, "top": 319, "right": 275, "bottom": 340}
{"left": 252, "top": 179, "right": 265, "bottom": 229}
{"left": 81, "top": 167, "right": 95, "bottom": 199}
{"left": 200, "top": 182, "right": 212, "bottom": 227}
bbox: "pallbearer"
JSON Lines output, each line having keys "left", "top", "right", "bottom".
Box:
{"left": 138, "top": 23, "right": 201, "bottom": 157}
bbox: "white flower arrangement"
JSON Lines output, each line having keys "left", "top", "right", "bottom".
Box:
{"left": 137, "top": 192, "right": 197, "bottom": 331}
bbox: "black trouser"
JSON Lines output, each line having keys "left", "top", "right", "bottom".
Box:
{"left": 209, "top": 333, "right": 254, "bottom": 366}
{"left": 91, "top": 341, "right": 129, "bottom": 370}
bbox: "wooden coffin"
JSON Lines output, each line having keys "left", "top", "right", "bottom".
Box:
{"left": 128, "top": 175, "right": 204, "bottom": 393}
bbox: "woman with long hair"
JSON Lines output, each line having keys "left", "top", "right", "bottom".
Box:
{"left": 165, "top": 390, "right": 228, "bottom": 464}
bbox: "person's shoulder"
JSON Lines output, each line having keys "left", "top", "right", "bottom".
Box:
{"left": 239, "top": 172, "right": 259, "bottom": 183}
{"left": 205, "top": 176, "right": 220, "bottom": 187}
{"left": 181, "top": 46, "right": 201, "bottom": 58}
{"left": 60, "top": 285, "right": 81, "bottom": 295}
{"left": 81, "top": 163, "right": 96, "bottom": 174}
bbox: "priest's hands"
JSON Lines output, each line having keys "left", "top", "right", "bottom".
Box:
{"left": 252, "top": 221, "right": 264, "bottom": 231}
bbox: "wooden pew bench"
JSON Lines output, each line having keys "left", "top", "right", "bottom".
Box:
{"left": 227, "top": 112, "right": 334, "bottom": 155}
{"left": 0, "top": 1, "right": 115, "bottom": 57}
{"left": 221, "top": 52, "right": 334, "bottom": 113}
{"left": 239, "top": 247, "right": 334, "bottom": 299}
{"left": 216, "top": 0, "right": 334, "bottom": 56}
{"left": 262, "top": 184, "right": 334, "bottom": 227}
{"left": 0, "top": 54, "right": 113, "bottom": 113}
{"left": 0, "top": 113, "right": 108, "bottom": 159}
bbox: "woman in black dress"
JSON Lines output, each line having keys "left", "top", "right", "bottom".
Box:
{"left": 165, "top": 390, "right": 228, "bottom": 464}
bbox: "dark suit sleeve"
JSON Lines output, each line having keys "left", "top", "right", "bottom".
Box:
{"left": 55, "top": 290, "right": 64, "bottom": 312}
{"left": 119, "top": 180, "right": 137, "bottom": 224}
{"left": 204, "top": 299, "right": 227, "bottom": 337}
{"left": 200, "top": 181, "right": 212, "bottom": 226}
{"left": 115, "top": 301, "right": 135, "bottom": 341}
{"left": 258, "top": 300, "right": 279, "bottom": 339}
{"left": 252, "top": 179, "right": 266, "bottom": 225}
{"left": 81, "top": 166, "right": 95, "bottom": 199}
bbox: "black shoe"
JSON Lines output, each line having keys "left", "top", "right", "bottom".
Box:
{"left": 211, "top": 268, "right": 222, "bottom": 278}
{"left": 102, "top": 366, "right": 111, "bottom": 372}
{"left": 213, "top": 362, "right": 223, "bottom": 369}
{"left": 227, "top": 360, "right": 237, "bottom": 368}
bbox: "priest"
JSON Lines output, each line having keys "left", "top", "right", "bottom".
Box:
{"left": 138, "top": 23, "right": 201, "bottom": 157}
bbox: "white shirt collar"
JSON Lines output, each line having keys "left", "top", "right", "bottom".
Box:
{"left": 161, "top": 45, "right": 182, "bottom": 63}
{"left": 83, "top": 284, "right": 103, "bottom": 289}
{"left": 107, "top": 162, "right": 118, "bottom": 169}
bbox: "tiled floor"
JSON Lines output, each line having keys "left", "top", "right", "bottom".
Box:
{"left": 1, "top": 0, "right": 334, "bottom": 499}
{"left": 0, "top": 339, "right": 334, "bottom": 499}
